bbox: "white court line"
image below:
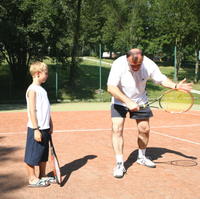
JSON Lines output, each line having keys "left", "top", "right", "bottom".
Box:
{"left": 184, "top": 112, "right": 200, "bottom": 116}
{"left": 0, "top": 123, "right": 200, "bottom": 147}
{"left": 151, "top": 130, "right": 200, "bottom": 146}
{"left": 0, "top": 128, "right": 111, "bottom": 135}
{"left": 1, "top": 123, "right": 200, "bottom": 135}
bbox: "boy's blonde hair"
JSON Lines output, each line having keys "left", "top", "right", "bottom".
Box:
{"left": 29, "top": 61, "right": 48, "bottom": 76}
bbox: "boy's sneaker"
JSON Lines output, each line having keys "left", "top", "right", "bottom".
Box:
{"left": 41, "top": 176, "right": 57, "bottom": 184}
{"left": 113, "top": 162, "right": 126, "bottom": 178}
{"left": 136, "top": 157, "right": 156, "bottom": 168}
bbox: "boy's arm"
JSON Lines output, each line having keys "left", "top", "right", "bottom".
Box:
{"left": 28, "top": 90, "right": 42, "bottom": 142}
{"left": 49, "top": 117, "right": 53, "bottom": 134}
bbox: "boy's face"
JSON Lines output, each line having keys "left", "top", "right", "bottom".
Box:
{"left": 38, "top": 69, "right": 48, "bottom": 83}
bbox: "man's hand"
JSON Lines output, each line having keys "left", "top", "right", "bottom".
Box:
{"left": 34, "top": 130, "right": 42, "bottom": 142}
{"left": 176, "top": 78, "right": 193, "bottom": 91}
{"left": 126, "top": 101, "right": 140, "bottom": 112}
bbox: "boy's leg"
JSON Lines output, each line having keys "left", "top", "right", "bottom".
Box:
{"left": 25, "top": 163, "right": 50, "bottom": 187}
{"left": 39, "top": 161, "right": 57, "bottom": 184}
{"left": 25, "top": 163, "right": 39, "bottom": 184}
{"left": 39, "top": 162, "right": 47, "bottom": 178}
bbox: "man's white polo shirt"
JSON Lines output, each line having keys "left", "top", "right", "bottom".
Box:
{"left": 107, "top": 55, "right": 167, "bottom": 107}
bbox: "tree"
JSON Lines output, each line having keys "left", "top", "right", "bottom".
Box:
{"left": 0, "top": 0, "right": 52, "bottom": 89}
{"left": 189, "top": 0, "right": 200, "bottom": 82}
{"left": 69, "top": 0, "right": 82, "bottom": 86}
{"left": 151, "top": 0, "right": 195, "bottom": 80}
{"left": 101, "top": 0, "right": 129, "bottom": 54}
{"left": 80, "top": 0, "right": 107, "bottom": 56}
{"left": 0, "top": 0, "right": 75, "bottom": 90}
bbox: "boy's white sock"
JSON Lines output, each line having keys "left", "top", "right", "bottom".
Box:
{"left": 138, "top": 148, "right": 146, "bottom": 159}
{"left": 116, "top": 154, "right": 123, "bottom": 164}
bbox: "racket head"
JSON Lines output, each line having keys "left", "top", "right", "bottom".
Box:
{"left": 159, "top": 89, "right": 194, "bottom": 113}
{"left": 50, "top": 137, "right": 62, "bottom": 185}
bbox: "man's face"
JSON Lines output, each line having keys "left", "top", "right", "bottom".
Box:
{"left": 127, "top": 52, "right": 143, "bottom": 72}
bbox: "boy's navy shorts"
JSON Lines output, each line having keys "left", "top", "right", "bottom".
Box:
{"left": 24, "top": 127, "right": 51, "bottom": 166}
{"left": 111, "top": 104, "right": 153, "bottom": 119}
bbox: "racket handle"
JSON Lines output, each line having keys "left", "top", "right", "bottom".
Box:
{"left": 139, "top": 104, "right": 147, "bottom": 109}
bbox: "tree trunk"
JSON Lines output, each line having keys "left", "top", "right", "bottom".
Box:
{"left": 175, "top": 40, "right": 183, "bottom": 81}
{"left": 194, "top": 49, "right": 199, "bottom": 83}
{"left": 69, "top": 0, "right": 82, "bottom": 86}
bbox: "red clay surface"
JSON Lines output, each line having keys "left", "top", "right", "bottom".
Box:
{"left": 0, "top": 109, "right": 200, "bottom": 199}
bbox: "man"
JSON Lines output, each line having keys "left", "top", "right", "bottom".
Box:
{"left": 107, "top": 48, "right": 192, "bottom": 178}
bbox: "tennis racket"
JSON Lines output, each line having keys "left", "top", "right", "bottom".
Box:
{"left": 49, "top": 135, "right": 62, "bottom": 185}
{"left": 140, "top": 89, "right": 199, "bottom": 113}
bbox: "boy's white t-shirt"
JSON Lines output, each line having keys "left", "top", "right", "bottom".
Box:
{"left": 107, "top": 55, "right": 167, "bottom": 106}
{"left": 26, "top": 84, "right": 51, "bottom": 130}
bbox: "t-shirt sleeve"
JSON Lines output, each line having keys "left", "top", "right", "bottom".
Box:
{"left": 107, "top": 61, "right": 122, "bottom": 86}
{"left": 150, "top": 62, "right": 167, "bottom": 84}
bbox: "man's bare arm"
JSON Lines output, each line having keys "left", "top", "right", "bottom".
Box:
{"left": 107, "top": 85, "right": 139, "bottom": 111}
{"left": 161, "top": 78, "right": 192, "bottom": 91}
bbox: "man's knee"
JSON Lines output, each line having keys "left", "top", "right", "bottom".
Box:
{"left": 137, "top": 121, "right": 150, "bottom": 134}
{"left": 112, "top": 118, "right": 124, "bottom": 135}
{"left": 112, "top": 124, "right": 123, "bottom": 135}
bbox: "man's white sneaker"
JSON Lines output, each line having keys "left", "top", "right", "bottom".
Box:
{"left": 113, "top": 162, "right": 126, "bottom": 178}
{"left": 136, "top": 157, "right": 156, "bottom": 168}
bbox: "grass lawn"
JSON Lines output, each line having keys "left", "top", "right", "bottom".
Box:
{"left": 0, "top": 56, "right": 199, "bottom": 106}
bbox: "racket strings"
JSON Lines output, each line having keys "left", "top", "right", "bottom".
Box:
{"left": 159, "top": 90, "right": 193, "bottom": 113}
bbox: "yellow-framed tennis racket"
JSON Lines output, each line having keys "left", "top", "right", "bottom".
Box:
{"left": 140, "top": 89, "right": 199, "bottom": 113}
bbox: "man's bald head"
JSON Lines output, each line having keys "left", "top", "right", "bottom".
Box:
{"left": 126, "top": 48, "right": 143, "bottom": 71}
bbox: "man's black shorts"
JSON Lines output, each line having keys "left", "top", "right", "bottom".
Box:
{"left": 111, "top": 104, "right": 153, "bottom": 119}
{"left": 24, "top": 127, "right": 50, "bottom": 166}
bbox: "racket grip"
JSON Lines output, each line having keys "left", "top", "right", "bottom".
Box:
{"left": 139, "top": 104, "right": 146, "bottom": 109}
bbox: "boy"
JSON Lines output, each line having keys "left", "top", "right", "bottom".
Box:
{"left": 24, "top": 61, "right": 55, "bottom": 187}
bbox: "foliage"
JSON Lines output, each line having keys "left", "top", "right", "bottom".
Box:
{"left": 0, "top": 58, "right": 200, "bottom": 103}
{"left": 0, "top": 0, "right": 200, "bottom": 96}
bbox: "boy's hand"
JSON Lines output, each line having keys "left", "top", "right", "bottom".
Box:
{"left": 34, "top": 130, "right": 42, "bottom": 142}
{"left": 49, "top": 128, "right": 53, "bottom": 134}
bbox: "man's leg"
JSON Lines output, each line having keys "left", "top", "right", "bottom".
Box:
{"left": 112, "top": 117, "right": 125, "bottom": 156}
{"left": 112, "top": 117, "right": 126, "bottom": 178}
{"left": 136, "top": 119, "right": 156, "bottom": 168}
{"left": 136, "top": 119, "right": 150, "bottom": 149}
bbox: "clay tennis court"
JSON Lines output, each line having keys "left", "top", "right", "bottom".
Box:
{"left": 0, "top": 106, "right": 200, "bottom": 199}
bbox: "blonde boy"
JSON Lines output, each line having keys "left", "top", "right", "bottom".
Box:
{"left": 24, "top": 61, "right": 54, "bottom": 187}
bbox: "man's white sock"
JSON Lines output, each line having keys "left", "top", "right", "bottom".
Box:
{"left": 138, "top": 148, "right": 146, "bottom": 159}
{"left": 116, "top": 154, "right": 123, "bottom": 164}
